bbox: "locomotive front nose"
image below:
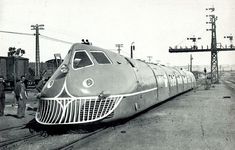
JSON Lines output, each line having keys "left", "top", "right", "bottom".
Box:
{"left": 36, "top": 60, "right": 125, "bottom": 125}
{"left": 36, "top": 48, "right": 135, "bottom": 125}
{"left": 36, "top": 93, "right": 123, "bottom": 125}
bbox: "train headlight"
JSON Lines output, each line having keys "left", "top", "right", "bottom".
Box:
{"left": 47, "top": 80, "right": 54, "bottom": 88}
{"left": 60, "top": 64, "right": 69, "bottom": 73}
{"left": 83, "top": 78, "right": 94, "bottom": 88}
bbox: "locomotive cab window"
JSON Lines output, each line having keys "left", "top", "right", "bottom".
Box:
{"left": 90, "top": 51, "right": 111, "bottom": 64}
{"left": 73, "top": 51, "right": 93, "bottom": 69}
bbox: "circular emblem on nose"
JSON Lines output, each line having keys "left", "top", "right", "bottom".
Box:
{"left": 83, "top": 78, "right": 94, "bottom": 88}
{"left": 47, "top": 80, "right": 54, "bottom": 88}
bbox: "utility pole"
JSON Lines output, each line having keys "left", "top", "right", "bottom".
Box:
{"left": 224, "top": 34, "right": 233, "bottom": 48}
{"left": 54, "top": 53, "right": 62, "bottom": 68}
{"left": 115, "top": 44, "right": 123, "bottom": 54}
{"left": 206, "top": 7, "right": 219, "bottom": 83}
{"left": 31, "top": 24, "right": 44, "bottom": 79}
{"left": 130, "top": 42, "right": 135, "bottom": 58}
{"left": 169, "top": 7, "right": 235, "bottom": 84}
{"left": 147, "top": 56, "right": 152, "bottom": 63}
{"left": 187, "top": 35, "right": 201, "bottom": 49}
{"left": 219, "top": 65, "right": 222, "bottom": 77}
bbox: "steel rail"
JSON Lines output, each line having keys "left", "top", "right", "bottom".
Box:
{"left": 0, "top": 124, "right": 26, "bottom": 132}
{"left": 0, "top": 133, "right": 41, "bottom": 149}
{"left": 52, "top": 127, "right": 107, "bottom": 150}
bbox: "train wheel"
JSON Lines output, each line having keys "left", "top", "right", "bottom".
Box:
{"left": 40, "top": 130, "right": 49, "bottom": 137}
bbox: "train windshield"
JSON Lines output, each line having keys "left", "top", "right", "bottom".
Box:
{"left": 73, "top": 51, "right": 93, "bottom": 69}
{"left": 90, "top": 51, "right": 111, "bottom": 64}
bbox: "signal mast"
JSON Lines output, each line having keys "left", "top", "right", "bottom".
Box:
{"left": 169, "top": 7, "right": 235, "bottom": 84}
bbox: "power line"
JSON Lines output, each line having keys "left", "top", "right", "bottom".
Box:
{"left": 0, "top": 30, "right": 33, "bottom": 36}
{"left": 40, "top": 34, "right": 74, "bottom": 44}
{"left": 0, "top": 30, "right": 73, "bottom": 44}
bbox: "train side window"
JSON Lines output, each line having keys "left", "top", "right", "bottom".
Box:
{"left": 73, "top": 51, "right": 93, "bottom": 69}
{"left": 90, "top": 51, "right": 112, "bottom": 64}
{"left": 125, "top": 57, "right": 135, "bottom": 67}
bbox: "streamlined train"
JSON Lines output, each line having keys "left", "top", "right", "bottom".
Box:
{"left": 35, "top": 43, "right": 196, "bottom": 125}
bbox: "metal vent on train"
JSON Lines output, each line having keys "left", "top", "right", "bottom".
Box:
{"left": 36, "top": 96, "right": 122, "bottom": 124}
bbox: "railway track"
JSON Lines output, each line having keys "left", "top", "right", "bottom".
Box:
{"left": 228, "top": 80, "right": 235, "bottom": 84}
{"left": 0, "top": 133, "right": 41, "bottom": 149}
{"left": 52, "top": 127, "right": 108, "bottom": 150}
{"left": 50, "top": 89, "right": 200, "bottom": 150}
{"left": 223, "top": 79, "right": 235, "bottom": 90}
{"left": 0, "top": 124, "right": 26, "bottom": 132}
{"left": 0, "top": 86, "right": 200, "bottom": 150}
{"left": 51, "top": 89, "right": 197, "bottom": 150}
{"left": 0, "top": 123, "right": 49, "bottom": 150}
{"left": 0, "top": 122, "right": 110, "bottom": 150}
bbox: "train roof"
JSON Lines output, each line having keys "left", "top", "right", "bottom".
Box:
{"left": 71, "top": 43, "right": 116, "bottom": 54}
{"left": 45, "top": 59, "right": 64, "bottom": 63}
{"left": 0, "top": 56, "right": 29, "bottom": 60}
{"left": 69, "top": 43, "right": 194, "bottom": 76}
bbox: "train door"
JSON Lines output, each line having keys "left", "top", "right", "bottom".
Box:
{"left": 168, "top": 74, "right": 177, "bottom": 97}
{"left": 147, "top": 64, "right": 159, "bottom": 99}
{"left": 176, "top": 69, "right": 184, "bottom": 93}
{"left": 187, "top": 73, "right": 193, "bottom": 89}
{"left": 162, "top": 67, "right": 178, "bottom": 97}
{"left": 155, "top": 65, "right": 170, "bottom": 101}
{"left": 129, "top": 60, "right": 157, "bottom": 99}
{"left": 131, "top": 60, "right": 156, "bottom": 90}
{"left": 173, "top": 68, "right": 184, "bottom": 93}
{"left": 183, "top": 73, "right": 188, "bottom": 90}
{"left": 191, "top": 73, "right": 196, "bottom": 87}
{"left": 125, "top": 58, "right": 158, "bottom": 110}
{"left": 173, "top": 72, "right": 178, "bottom": 94}
{"left": 124, "top": 58, "right": 143, "bottom": 91}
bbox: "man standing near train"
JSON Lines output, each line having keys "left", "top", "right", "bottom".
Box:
{"left": 0, "top": 75, "right": 6, "bottom": 116}
{"left": 14, "top": 75, "right": 28, "bottom": 118}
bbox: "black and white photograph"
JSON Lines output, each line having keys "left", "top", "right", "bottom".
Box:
{"left": 0, "top": 0, "right": 235, "bottom": 149}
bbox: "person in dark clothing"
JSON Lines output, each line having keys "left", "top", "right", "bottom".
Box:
{"left": 14, "top": 76, "right": 28, "bottom": 118}
{"left": 24, "top": 79, "right": 28, "bottom": 89}
{"left": 0, "top": 75, "right": 6, "bottom": 116}
{"left": 14, "top": 79, "right": 21, "bottom": 106}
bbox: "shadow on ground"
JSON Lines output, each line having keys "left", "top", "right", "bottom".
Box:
{"left": 25, "top": 119, "right": 109, "bottom": 136}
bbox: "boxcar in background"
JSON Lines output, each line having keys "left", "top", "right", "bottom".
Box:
{"left": 0, "top": 56, "right": 29, "bottom": 90}
{"left": 43, "top": 58, "right": 63, "bottom": 80}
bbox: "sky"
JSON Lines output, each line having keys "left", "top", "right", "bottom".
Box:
{"left": 0, "top": 0, "right": 235, "bottom": 67}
